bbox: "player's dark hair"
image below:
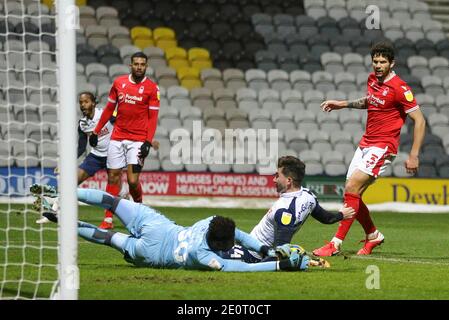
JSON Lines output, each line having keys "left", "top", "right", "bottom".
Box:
{"left": 278, "top": 156, "right": 305, "bottom": 188}
{"left": 370, "top": 40, "right": 395, "bottom": 63}
{"left": 130, "top": 51, "right": 148, "bottom": 63}
{"left": 79, "top": 91, "right": 97, "bottom": 105}
{"left": 207, "top": 216, "right": 235, "bottom": 252}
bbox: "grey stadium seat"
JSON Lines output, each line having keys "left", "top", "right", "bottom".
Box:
{"left": 290, "top": 70, "right": 314, "bottom": 92}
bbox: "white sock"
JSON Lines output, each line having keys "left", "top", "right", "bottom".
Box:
{"left": 331, "top": 237, "right": 343, "bottom": 247}
{"left": 367, "top": 230, "right": 379, "bottom": 240}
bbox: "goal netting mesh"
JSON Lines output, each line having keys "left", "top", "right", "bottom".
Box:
{"left": 0, "top": 0, "right": 61, "bottom": 299}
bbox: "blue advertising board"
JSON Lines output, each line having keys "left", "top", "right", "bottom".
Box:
{"left": 0, "top": 167, "right": 58, "bottom": 197}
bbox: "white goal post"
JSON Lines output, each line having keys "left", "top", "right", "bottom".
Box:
{"left": 0, "top": 0, "right": 78, "bottom": 300}
{"left": 56, "top": 0, "right": 78, "bottom": 300}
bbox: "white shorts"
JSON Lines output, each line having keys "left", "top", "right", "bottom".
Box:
{"left": 347, "top": 146, "right": 395, "bottom": 179}
{"left": 107, "top": 140, "right": 144, "bottom": 169}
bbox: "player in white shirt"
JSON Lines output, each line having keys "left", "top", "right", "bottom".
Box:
{"left": 35, "top": 92, "right": 118, "bottom": 226}
{"left": 77, "top": 92, "right": 114, "bottom": 184}
{"left": 221, "top": 156, "right": 355, "bottom": 263}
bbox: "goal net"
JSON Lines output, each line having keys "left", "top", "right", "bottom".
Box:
{"left": 0, "top": 0, "right": 78, "bottom": 299}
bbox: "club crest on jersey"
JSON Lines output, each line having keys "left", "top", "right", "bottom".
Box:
{"left": 118, "top": 92, "right": 125, "bottom": 103}
{"left": 281, "top": 212, "right": 292, "bottom": 225}
{"left": 382, "top": 87, "right": 389, "bottom": 96}
{"left": 404, "top": 90, "right": 413, "bottom": 102}
{"left": 122, "top": 83, "right": 126, "bottom": 88}
{"left": 139, "top": 86, "right": 144, "bottom": 94}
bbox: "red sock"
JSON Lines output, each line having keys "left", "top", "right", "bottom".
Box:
{"left": 335, "top": 192, "right": 361, "bottom": 241}
{"left": 104, "top": 183, "right": 120, "bottom": 219}
{"left": 129, "top": 182, "right": 142, "bottom": 203}
{"left": 356, "top": 200, "right": 376, "bottom": 235}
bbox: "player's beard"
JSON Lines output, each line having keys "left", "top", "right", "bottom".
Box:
{"left": 276, "top": 182, "right": 287, "bottom": 193}
{"left": 132, "top": 70, "right": 145, "bottom": 82}
{"left": 375, "top": 66, "right": 391, "bottom": 82}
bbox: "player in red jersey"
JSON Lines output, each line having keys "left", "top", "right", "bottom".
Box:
{"left": 89, "top": 52, "right": 160, "bottom": 229}
{"left": 313, "top": 41, "right": 426, "bottom": 256}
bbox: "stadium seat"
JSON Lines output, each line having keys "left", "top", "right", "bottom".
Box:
{"left": 96, "top": 6, "right": 120, "bottom": 27}
{"left": 85, "top": 62, "right": 108, "bottom": 87}
{"left": 200, "top": 68, "right": 224, "bottom": 91}
{"left": 130, "top": 26, "right": 154, "bottom": 49}
{"left": 429, "top": 57, "right": 449, "bottom": 78}
{"left": 78, "top": 5, "right": 96, "bottom": 27}
{"left": 290, "top": 70, "right": 313, "bottom": 92}
{"left": 108, "top": 64, "right": 128, "bottom": 80}
{"left": 77, "top": 43, "right": 97, "bottom": 65}
{"left": 96, "top": 44, "right": 121, "bottom": 66}
{"left": 154, "top": 66, "right": 179, "bottom": 88}
{"left": 267, "top": 69, "right": 291, "bottom": 91}
{"left": 246, "top": 69, "right": 269, "bottom": 92}
{"left": 108, "top": 26, "right": 132, "bottom": 48}
{"left": 422, "top": 75, "right": 445, "bottom": 97}
{"left": 85, "top": 25, "right": 109, "bottom": 49}
{"left": 13, "top": 104, "right": 40, "bottom": 123}
{"left": 119, "top": 44, "right": 140, "bottom": 63}
{"left": 222, "top": 69, "right": 246, "bottom": 92}
{"left": 189, "top": 87, "right": 213, "bottom": 111}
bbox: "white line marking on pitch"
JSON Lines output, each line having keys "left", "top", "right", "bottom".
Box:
{"left": 351, "top": 255, "right": 449, "bottom": 266}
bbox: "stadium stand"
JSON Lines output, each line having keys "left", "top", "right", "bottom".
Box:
{"left": 3, "top": 0, "right": 449, "bottom": 177}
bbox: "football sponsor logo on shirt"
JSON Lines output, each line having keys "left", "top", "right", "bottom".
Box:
{"left": 404, "top": 90, "right": 413, "bottom": 102}
{"left": 280, "top": 212, "right": 292, "bottom": 225}
{"left": 367, "top": 93, "right": 385, "bottom": 107}
{"left": 124, "top": 93, "right": 143, "bottom": 104}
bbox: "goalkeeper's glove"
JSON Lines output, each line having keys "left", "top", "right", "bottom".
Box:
{"left": 260, "top": 245, "right": 277, "bottom": 258}
{"left": 89, "top": 133, "right": 98, "bottom": 147}
{"left": 138, "top": 141, "right": 152, "bottom": 160}
{"left": 275, "top": 244, "right": 292, "bottom": 259}
{"left": 278, "top": 251, "right": 310, "bottom": 271}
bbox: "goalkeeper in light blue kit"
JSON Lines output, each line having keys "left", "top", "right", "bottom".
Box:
{"left": 44, "top": 188, "right": 309, "bottom": 272}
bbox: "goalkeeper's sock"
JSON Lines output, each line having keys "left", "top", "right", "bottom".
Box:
{"left": 334, "top": 192, "right": 360, "bottom": 241}
{"left": 129, "top": 182, "right": 143, "bottom": 203}
{"left": 356, "top": 199, "right": 377, "bottom": 235}
{"left": 78, "top": 226, "right": 114, "bottom": 245}
{"left": 104, "top": 183, "right": 120, "bottom": 219}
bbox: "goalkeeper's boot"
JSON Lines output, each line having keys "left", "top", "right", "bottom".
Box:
{"left": 36, "top": 211, "right": 58, "bottom": 224}
{"left": 98, "top": 217, "right": 114, "bottom": 230}
{"left": 312, "top": 241, "right": 340, "bottom": 257}
{"left": 357, "top": 231, "right": 384, "bottom": 255}
{"left": 30, "top": 184, "right": 58, "bottom": 198}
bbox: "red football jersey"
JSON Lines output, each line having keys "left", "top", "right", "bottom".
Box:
{"left": 359, "top": 72, "right": 419, "bottom": 155}
{"left": 107, "top": 74, "right": 160, "bottom": 142}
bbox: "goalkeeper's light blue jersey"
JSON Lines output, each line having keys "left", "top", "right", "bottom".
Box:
{"left": 122, "top": 206, "right": 279, "bottom": 272}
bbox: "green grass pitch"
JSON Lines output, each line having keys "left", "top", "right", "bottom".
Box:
{"left": 1, "top": 204, "right": 449, "bottom": 299}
